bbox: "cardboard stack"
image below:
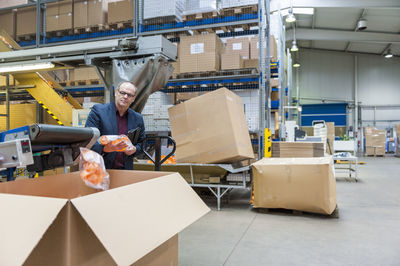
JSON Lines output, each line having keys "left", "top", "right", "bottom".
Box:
{"left": 70, "top": 67, "right": 99, "bottom": 81}
{"left": 252, "top": 157, "right": 337, "bottom": 215}
{"left": 0, "top": 170, "right": 209, "bottom": 265}
{"left": 0, "top": 0, "right": 28, "bottom": 8}
{"left": 108, "top": 0, "right": 134, "bottom": 24}
{"left": 17, "top": 7, "right": 36, "bottom": 36}
{"left": 221, "top": 37, "right": 249, "bottom": 70}
{"left": 74, "top": 0, "right": 108, "bottom": 28}
{"left": 326, "top": 122, "right": 335, "bottom": 154}
{"left": 271, "top": 142, "right": 325, "bottom": 158}
{"left": 46, "top": 1, "right": 72, "bottom": 32}
{"left": 249, "top": 36, "right": 277, "bottom": 62}
{"left": 0, "top": 11, "right": 15, "bottom": 37}
{"left": 168, "top": 87, "right": 254, "bottom": 163}
{"left": 179, "top": 34, "right": 224, "bottom": 73}
{"left": 144, "top": 0, "right": 184, "bottom": 22}
{"left": 364, "top": 127, "right": 386, "bottom": 156}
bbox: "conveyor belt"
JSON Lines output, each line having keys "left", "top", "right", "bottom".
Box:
{"left": 29, "top": 124, "right": 97, "bottom": 145}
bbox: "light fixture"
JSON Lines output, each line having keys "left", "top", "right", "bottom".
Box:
{"left": 280, "top": 8, "right": 314, "bottom": 16}
{"left": 285, "top": 9, "right": 296, "bottom": 23}
{"left": 0, "top": 62, "right": 55, "bottom": 73}
{"left": 290, "top": 41, "right": 299, "bottom": 52}
{"left": 384, "top": 49, "right": 393, "bottom": 58}
{"left": 293, "top": 61, "right": 300, "bottom": 68}
{"left": 357, "top": 18, "right": 367, "bottom": 31}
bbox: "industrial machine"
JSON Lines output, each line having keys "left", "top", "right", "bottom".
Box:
{"left": 0, "top": 124, "right": 99, "bottom": 180}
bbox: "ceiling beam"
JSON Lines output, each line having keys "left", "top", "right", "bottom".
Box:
{"left": 271, "top": 0, "right": 400, "bottom": 11}
{"left": 286, "top": 28, "right": 400, "bottom": 44}
{"left": 344, "top": 8, "right": 367, "bottom": 52}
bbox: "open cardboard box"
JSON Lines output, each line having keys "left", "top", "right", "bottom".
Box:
{"left": 0, "top": 170, "right": 210, "bottom": 266}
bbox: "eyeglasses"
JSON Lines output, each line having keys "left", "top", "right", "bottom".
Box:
{"left": 118, "top": 89, "right": 135, "bottom": 98}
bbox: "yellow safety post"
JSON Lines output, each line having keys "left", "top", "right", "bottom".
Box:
{"left": 264, "top": 128, "right": 271, "bottom": 158}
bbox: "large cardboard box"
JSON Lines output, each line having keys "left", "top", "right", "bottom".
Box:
{"left": 74, "top": 0, "right": 89, "bottom": 27}
{"left": 252, "top": 157, "right": 337, "bottom": 215}
{"left": 16, "top": 7, "right": 36, "bottom": 35}
{"left": 169, "top": 87, "right": 254, "bottom": 163}
{"left": 179, "top": 33, "right": 224, "bottom": 73}
{"left": 243, "top": 58, "right": 258, "bottom": 69}
{"left": 226, "top": 37, "right": 250, "bottom": 59}
{"left": 0, "top": 11, "right": 15, "bottom": 37}
{"left": 221, "top": 53, "right": 244, "bottom": 70}
{"left": 47, "top": 13, "right": 73, "bottom": 31}
{"left": 70, "top": 67, "right": 99, "bottom": 80}
{"left": 250, "top": 35, "right": 277, "bottom": 62}
{"left": 0, "top": 170, "right": 209, "bottom": 265}
{"left": 108, "top": 0, "right": 134, "bottom": 24}
{"left": 0, "top": 0, "right": 28, "bottom": 8}
{"left": 364, "top": 127, "right": 386, "bottom": 155}
{"left": 88, "top": 0, "right": 108, "bottom": 25}
{"left": 271, "top": 142, "right": 325, "bottom": 158}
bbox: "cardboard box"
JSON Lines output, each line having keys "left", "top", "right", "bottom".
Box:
{"left": 169, "top": 87, "right": 254, "bottom": 163}
{"left": 47, "top": 13, "right": 72, "bottom": 31}
{"left": 271, "top": 90, "right": 279, "bottom": 101}
{"left": 16, "top": 7, "right": 36, "bottom": 35}
{"left": 252, "top": 157, "right": 337, "bottom": 215}
{"left": 179, "top": 33, "right": 224, "bottom": 73}
{"left": 0, "top": 0, "right": 28, "bottom": 8}
{"left": 270, "top": 78, "right": 279, "bottom": 88}
{"left": 0, "top": 170, "right": 209, "bottom": 265}
{"left": 70, "top": 67, "right": 99, "bottom": 80}
{"left": 243, "top": 59, "right": 258, "bottom": 69}
{"left": 226, "top": 37, "right": 250, "bottom": 59}
{"left": 175, "top": 91, "right": 200, "bottom": 103}
{"left": 221, "top": 53, "right": 244, "bottom": 70}
{"left": 108, "top": 0, "right": 134, "bottom": 24}
{"left": 74, "top": 0, "right": 89, "bottom": 28}
{"left": 272, "top": 142, "right": 324, "bottom": 158}
{"left": 250, "top": 35, "right": 277, "bottom": 62}
{"left": 326, "top": 122, "right": 335, "bottom": 154}
{"left": 88, "top": 0, "right": 107, "bottom": 26}
{"left": 0, "top": 11, "right": 15, "bottom": 37}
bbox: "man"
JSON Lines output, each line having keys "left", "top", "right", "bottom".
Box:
{"left": 85, "top": 81, "right": 145, "bottom": 170}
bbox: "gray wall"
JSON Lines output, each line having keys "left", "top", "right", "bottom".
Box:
{"left": 296, "top": 49, "right": 400, "bottom": 130}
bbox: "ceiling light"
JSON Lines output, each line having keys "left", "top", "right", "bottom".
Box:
{"left": 290, "top": 41, "right": 299, "bottom": 52}
{"left": 357, "top": 19, "right": 367, "bottom": 31}
{"left": 285, "top": 7, "right": 296, "bottom": 23}
{"left": 384, "top": 49, "right": 393, "bottom": 58}
{"left": 0, "top": 62, "right": 55, "bottom": 73}
{"left": 293, "top": 61, "right": 300, "bottom": 68}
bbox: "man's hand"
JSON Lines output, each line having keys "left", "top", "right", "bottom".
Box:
{"left": 124, "top": 145, "right": 137, "bottom": 156}
{"left": 103, "top": 141, "right": 128, "bottom": 153}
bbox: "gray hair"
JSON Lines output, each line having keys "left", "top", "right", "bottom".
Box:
{"left": 117, "top": 81, "right": 137, "bottom": 94}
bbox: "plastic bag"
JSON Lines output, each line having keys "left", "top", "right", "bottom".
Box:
{"left": 79, "top": 147, "right": 109, "bottom": 190}
{"left": 98, "top": 135, "right": 134, "bottom": 152}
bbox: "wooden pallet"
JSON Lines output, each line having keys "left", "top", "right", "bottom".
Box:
{"left": 143, "top": 15, "right": 181, "bottom": 25}
{"left": 220, "top": 4, "right": 258, "bottom": 17}
{"left": 16, "top": 33, "right": 36, "bottom": 42}
{"left": 365, "top": 154, "right": 385, "bottom": 157}
{"left": 182, "top": 10, "right": 219, "bottom": 22}
{"left": 46, "top": 29, "right": 74, "bottom": 38}
{"left": 176, "top": 68, "right": 257, "bottom": 79}
{"left": 59, "top": 79, "right": 101, "bottom": 87}
{"left": 105, "top": 21, "right": 133, "bottom": 31}
{"left": 255, "top": 205, "right": 340, "bottom": 219}
{"left": 73, "top": 24, "right": 106, "bottom": 34}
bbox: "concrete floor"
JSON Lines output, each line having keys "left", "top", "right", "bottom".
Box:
{"left": 179, "top": 156, "right": 400, "bottom": 266}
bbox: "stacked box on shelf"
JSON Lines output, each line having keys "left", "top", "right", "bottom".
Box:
{"left": 108, "top": 0, "right": 133, "bottom": 24}
{"left": 179, "top": 33, "right": 224, "bottom": 73}
{"left": 144, "top": 0, "right": 184, "bottom": 22}
{"left": 46, "top": 1, "right": 72, "bottom": 32}
{"left": 70, "top": 67, "right": 99, "bottom": 81}
{"left": 221, "top": 0, "right": 257, "bottom": 8}
{"left": 364, "top": 126, "right": 386, "bottom": 156}
{"left": 221, "top": 37, "right": 249, "bottom": 70}
{"left": 16, "top": 6, "right": 36, "bottom": 36}
{"left": 142, "top": 92, "right": 173, "bottom": 132}
{"left": 183, "top": 0, "right": 220, "bottom": 15}
{"left": 0, "top": 0, "right": 28, "bottom": 8}
{"left": 250, "top": 35, "right": 278, "bottom": 62}
{"left": 74, "top": 0, "right": 108, "bottom": 28}
{"left": 0, "top": 11, "right": 15, "bottom": 37}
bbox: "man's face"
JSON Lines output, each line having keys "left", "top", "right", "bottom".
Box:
{"left": 115, "top": 83, "right": 136, "bottom": 110}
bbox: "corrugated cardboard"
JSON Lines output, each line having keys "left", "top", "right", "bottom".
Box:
{"left": 70, "top": 67, "right": 99, "bottom": 80}
{"left": 364, "top": 127, "right": 386, "bottom": 155}
{"left": 169, "top": 87, "right": 254, "bottom": 163}
{"left": 108, "top": 0, "right": 134, "bottom": 24}
{"left": 271, "top": 90, "right": 279, "bottom": 101}
{"left": 326, "top": 122, "right": 335, "bottom": 154}
{"left": 175, "top": 91, "right": 200, "bottom": 103}
{"left": 0, "top": 170, "right": 210, "bottom": 265}
{"left": 17, "top": 7, "right": 36, "bottom": 35}
{"left": 179, "top": 33, "right": 224, "bottom": 73}
{"left": 250, "top": 35, "right": 277, "bottom": 62}
{"left": 0, "top": 0, "right": 27, "bottom": 8}
{"left": 243, "top": 59, "right": 258, "bottom": 69}
{"left": 0, "top": 11, "right": 15, "bottom": 37}
{"left": 252, "top": 157, "right": 337, "bottom": 215}
{"left": 272, "top": 142, "right": 324, "bottom": 158}
{"left": 88, "top": 0, "right": 107, "bottom": 25}
{"left": 47, "top": 13, "right": 72, "bottom": 31}
{"left": 74, "top": 0, "right": 89, "bottom": 27}
{"left": 226, "top": 37, "right": 250, "bottom": 59}
{"left": 221, "top": 53, "right": 244, "bottom": 70}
